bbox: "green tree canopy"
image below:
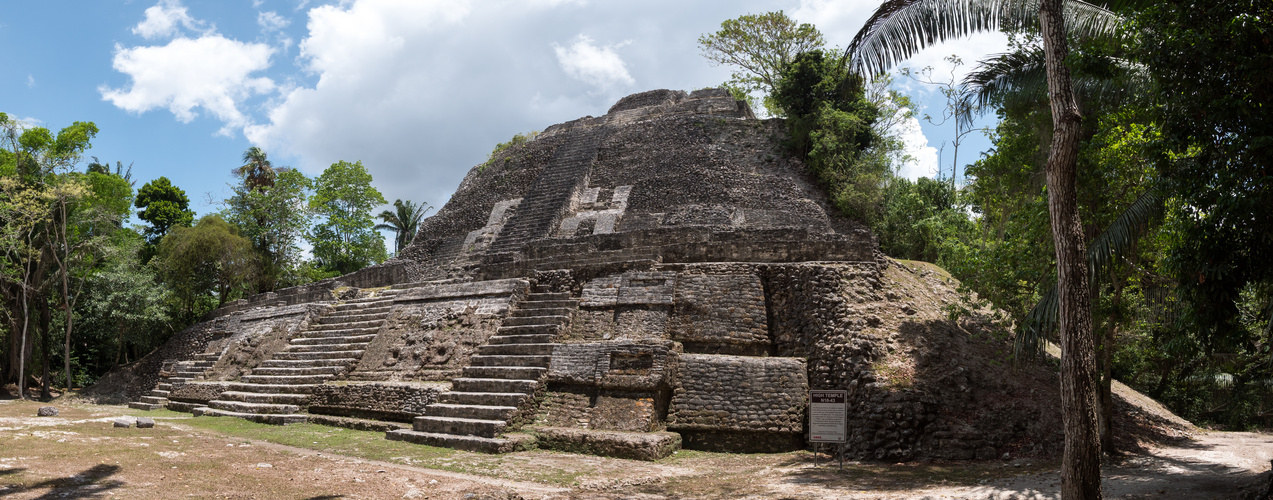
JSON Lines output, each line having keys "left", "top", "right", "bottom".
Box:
{"left": 223, "top": 166, "right": 311, "bottom": 292}
{"left": 153, "top": 215, "right": 257, "bottom": 318}
{"left": 135, "top": 176, "right": 194, "bottom": 245}
{"left": 771, "top": 50, "right": 884, "bottom": 224}
{"left": 699, "top": 11, "right": 825, "bottom": 115}
{"left": 308, "top": 160, "right": 387, "bottom": 274}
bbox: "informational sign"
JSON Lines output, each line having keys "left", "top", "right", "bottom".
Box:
{"left": 808, "top": 390, "right": 847, "bottom": 443}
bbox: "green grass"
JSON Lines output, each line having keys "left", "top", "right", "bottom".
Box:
{"left": 179, "top": 419, "right": 453, "bottom": 463}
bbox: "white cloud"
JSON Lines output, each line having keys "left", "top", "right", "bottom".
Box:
{"left": 553, "top": 35, "right": 634, "bottom": 90}
{"left": 26, "top": 74, "right": 34, "bottom": 88}
{"left": 891, "top": 111, "right": 941, "bottom": 181}
{"left": 258, "top": 11, "right": 290, "bottom": 32}
{"left": 132, "top": 0, "right": 211, "bottom": 40}
{"left": 100, "top": 36, "right": 275, "bottom": 128}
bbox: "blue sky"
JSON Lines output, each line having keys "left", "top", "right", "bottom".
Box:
{"left": 1, "top": 0, "right": 1006, "bottom": 232}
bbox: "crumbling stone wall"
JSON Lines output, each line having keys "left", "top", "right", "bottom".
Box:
{"left": 537, "top": 341, "right": 676, "bottom": 433}
{"left": 207, "top": 303, "right": 331, "bottom": 381}
{"left": 669, "top": 267, "right": 769, "bottom": 355}
{"left": 666, "top": 354, "right": 808, "bottom": 452}
{"left": 308, "top": 382, "right": 445, "bottom": 422}
{"left": 353, "top": 279, "right": 527, "bottom": 381}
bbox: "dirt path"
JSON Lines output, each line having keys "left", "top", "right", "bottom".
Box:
{"left": 1, "top": 399, "right": 1267, "bottom": 499}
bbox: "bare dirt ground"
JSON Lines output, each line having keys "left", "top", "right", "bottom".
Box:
{"left": 1, "top": 399, "right": 1268, "bottom": 499}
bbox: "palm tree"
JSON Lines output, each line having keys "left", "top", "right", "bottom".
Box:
{"left": 375, "top": 199, "right": 432, "bottom": 255}
{"left": 235, "top": 146, "right": 276, "bottom": 190}
{"left": 846, "top": 1, "right": 1149, "bottom": 497}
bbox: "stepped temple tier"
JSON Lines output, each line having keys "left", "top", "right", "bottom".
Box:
{"left": 92, "top": 89, "right": 1067, "bottom": 461}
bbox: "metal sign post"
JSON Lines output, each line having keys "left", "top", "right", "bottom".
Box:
{"left": 808, "top": 390, "right": 847, "bottom": 470}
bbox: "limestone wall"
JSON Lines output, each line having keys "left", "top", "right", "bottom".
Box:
{"left": 351, "top": 279, "right": 528, "bottom": 381}
{"left": 666, "top": 354, "right": 807, "bottom": 434}
{"left": 308, "top": 382, "right": 446, "bottom": 422}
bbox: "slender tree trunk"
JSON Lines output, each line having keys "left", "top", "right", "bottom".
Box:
{"left": 1100, "top": 277, "right": 1123, "bottom": 456}
{"left": 17, "top": 286, "right": 30, "bottom": 400}
{"left": 1040, "top": 0, "right": 1101, "bottom": 498}
{"left": 39, "top": 298, "right": 51, "bottom": 400}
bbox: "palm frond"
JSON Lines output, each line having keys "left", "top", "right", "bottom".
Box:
{"left": 1015, "top": 187, "right": 1163, "bottom": 359}
{"left": 956, "top": 47, "right": 1154, "bottom": 130}
{"left": 846, "top": 0, "right": 1124, "bottom": 76}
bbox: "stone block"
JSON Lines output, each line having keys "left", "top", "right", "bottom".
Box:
{"left": 36, "top": 406, "right": 58, "bottom": 417}
{"left": 136, "top": 417, "right": 155, "bottom": 429}
{"left": 530, "top": 426, "right": 681, "bottom": 461}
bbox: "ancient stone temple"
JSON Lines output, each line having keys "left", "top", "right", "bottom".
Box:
{"left": 97, "top": 88, "right": 1067, "bottom": 461}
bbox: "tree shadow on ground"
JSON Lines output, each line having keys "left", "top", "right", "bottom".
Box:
{"left": 0, "top": 464, "right": 122, "bottom": 499}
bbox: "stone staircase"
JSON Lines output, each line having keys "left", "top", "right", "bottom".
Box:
{"left": 193, "top": 294, "right": 396, "bottom": 424}
{"left": 386, "top": 288, "right": 577, "bottom": 452}
{"left": 128, "top": 353, "right": 218, "bottom": 410}
{"left": 485, "top": 127, "right": 607, "bottom": 258}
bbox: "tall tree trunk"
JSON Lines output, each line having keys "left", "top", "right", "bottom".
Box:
{"left": 1100, "top": 277, "right": 1123, "bottom": 456}
{"left": 1040, "top": 0, "right": 1102, "bottom": 498}
{"left": 17, "top": 287, "right": 30, "bottom": 400}
{"left": 39, "top": 298, "right": 51, "bottom": 400}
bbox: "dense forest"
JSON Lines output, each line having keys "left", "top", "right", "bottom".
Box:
{"left": 704, "top": 2, "right": 1271, "bottom": 433}
{"left": 0, "top": 129, "right": 429, "bottom": 398}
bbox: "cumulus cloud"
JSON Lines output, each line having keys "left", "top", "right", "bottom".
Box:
{"left": 100, "top": 36, "right": 275, "bottom": 128}
{"left": 553, "top": 35, "right": 634, "bottom": 90}
{"left": 258, "top": 11, "right": 290, "bottom": 32}
{"left": 891, "top": 111, "right": 941, "bottom": 181}
{"left": 132, "top": 0, "right": 211, "bottom": 40}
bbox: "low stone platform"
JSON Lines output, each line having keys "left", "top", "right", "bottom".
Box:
{"left": 529, "top": 426, "right": 681, "bottom": 461}
{"left": 308, "top": 414, "right": 411, "bottom": 433}
{"left": 192, "top": 406, "right": 307, "bottom": 425}
{"left": 385, "top": 429, "right": 537, "bottom": 454}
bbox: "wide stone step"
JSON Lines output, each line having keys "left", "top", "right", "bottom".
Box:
{"left": 192, "top": 407, "right": 307, "bottom": 425}
{"left": 385, "top": 429, "right": 534, "bottom": 454}
{"left": 333, "top": 301, "right": 394, "bottom": 312}
{"left": 510, "top": 307, "right": 575, "bottom": 318}
{"left": 424, "top": 403, "right": 518, "bottom": 421}
{"left": 412, "top": 416, "right": 506, "bottom": 438}
{"left": 526, "top": 292, "right": 571, "bottom": 301}
{"left": 501, "top": 315, "right": 570, "bottom": 327}
{"left": 496, "top": 324, "right": 560, "bottom": 336}
{"left": 310, "top": 319, "right": 384, "bottom": 331}
{"left": 477, "top": 343, "right": 556, "bottom": 356}
{"left": 274, "top": 350, "right": 365, "bottom": 360}
{"left": 167, "top": 377, "right": 194, "bottom": 384}
{"left": 139, "top": 396, "right": 168, "bottom": 405}
{"left": 462, "top": 366, "right": 546, "bottom": 380}
{"left": 284, "top": 342, "right": 370, "bottom": 353}
{"left": 487, "top": 334, "right": 556, "bottom": 345}
{"left": 166, "top": 401, "right": 206, "bottom": 413}
{"left": 191, "top": 361, "right": 215, "bottom": 368}
{"left": 128, "top": 402, "right": 162, "bottom": 411}
{"left": 217, "top": 391, "right": 310, "bottom": 405}
{"left": 174, "top": 371, "right": 205, "bottom": 378}
{"left": 157, "top": 383, "right": 173, "bottom": 391}
{"left": 518, "top": 299, "right": 578, "bottom": 309}
{"left": 240, "top": 374, "right": 334, "bottom": 385}
{"left": 468, "top": 355, "right": 551, "bottom": 368}
{"left": 291, "top": 334, "right": 377, "bottom": 345}
{"left": 149, "top": 390, "right": 171, "bottom": 397}
{"left": 259, "top": 358, "right": 356, "bottom": 368}
{"left": 319, "top": 312, "right": 388, "bottom": 324}
{"left": 295, "top": 327, "right": 380, "bottom": 338}
{"left": 226, "top": 382, "right": 318, "bottom": 394}
{"left": 249, "top": 365, "right": 345, "bottom": 376}
{"left": 450, "top": 377, "right": 538, "bottom": 394}
{"left": 210, "top": 400, "right": 302, "bottom": 415}
{"left": 438, "top": 392, "right": 530, "bottom": 407}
